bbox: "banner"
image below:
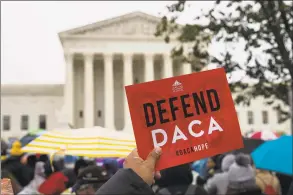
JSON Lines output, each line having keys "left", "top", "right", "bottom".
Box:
{"left": 125, "top": 68, "right": 243, "bottom": 170}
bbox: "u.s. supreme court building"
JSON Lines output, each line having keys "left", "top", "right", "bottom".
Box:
{"left": 1, "top": 12, "right": 290, "bottom": 140}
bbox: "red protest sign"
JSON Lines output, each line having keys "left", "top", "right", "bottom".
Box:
{"left": 125, "top": 68, "right": 243, "bottom": 170}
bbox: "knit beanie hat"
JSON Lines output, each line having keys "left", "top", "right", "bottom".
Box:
{"left": 228, "top": 153, "right": 256, "bottom": 190}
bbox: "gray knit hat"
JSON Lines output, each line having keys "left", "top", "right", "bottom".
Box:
{"left": 227, "top": 153, "right": 256, "bottom": 190}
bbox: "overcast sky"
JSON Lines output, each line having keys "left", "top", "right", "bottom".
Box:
{"left": 1, "top": 1, "right": 221, "bottom": 84}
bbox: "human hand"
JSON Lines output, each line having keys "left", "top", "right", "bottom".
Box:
{"left": 124, "top": 147, "right": 162, "bottom": 185}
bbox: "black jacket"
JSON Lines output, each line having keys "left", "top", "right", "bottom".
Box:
{"left": 96, "top": 168, "right": 154, "bottom": 195}
{"left": 1, "top": 156, "right": 31, "bottom": 187}
{"left": 287, "top": 181, "right": 293, "bottom": 195}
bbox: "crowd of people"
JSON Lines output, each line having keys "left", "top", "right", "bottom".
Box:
{"left": 1, "top": 140, "right": 293, "bottom": 195}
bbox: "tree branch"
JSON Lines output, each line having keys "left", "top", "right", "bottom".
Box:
{"left": 277, "top": 0, "right": 293, "bottom": 50}
{"left": 260, "top": 1, "right": 293, "bottom": 76}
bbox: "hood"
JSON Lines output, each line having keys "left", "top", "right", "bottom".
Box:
{"left": 221, "top": 154, "right": 236, "bottom": 172}
{"left": 10, "top": 141, "right": 23, "bottom": 156}
{"left": 34, "top": 162, "right": 46, "bottom": 178}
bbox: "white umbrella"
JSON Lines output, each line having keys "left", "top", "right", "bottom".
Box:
{"left": 22, "top": 126, "right": 136, "bottom": 158}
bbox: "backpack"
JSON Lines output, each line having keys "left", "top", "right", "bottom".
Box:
{"left": 258, "top": 176, "right": 277, "bottom": 195}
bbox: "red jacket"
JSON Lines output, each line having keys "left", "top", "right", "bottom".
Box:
{"left": 38, "top": 172, "right": 68, "bottom": 195}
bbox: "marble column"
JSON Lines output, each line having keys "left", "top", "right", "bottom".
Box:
{"left": 84, "top": 53, "right": 95, "bottom": 127}
{"left": 64, "top": 53, "right": 74, "bottom": 127}
{"left": 123, "top": 54, "right": 133, "bottom": 131}
{"left": 145, "top": 53, "right": 154, "bottom": 82}
{"left": 182, "top": 62, "right": 192, "bottom": 75}
{"left": 163, "top": 54, "right": 173, "bottom": 78}
{"left": 104, "top": 53, "right": 115, "bottom": 129}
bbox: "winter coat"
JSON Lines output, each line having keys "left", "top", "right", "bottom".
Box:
{"left": 226, "top": 185, "right": 263, "bottom": 195}
{"left": 38, "top": 172, "right": 69, "bottom": 195}
{"left": 1, "top": 155, "right": 31, "bottom": 187}
{"left": 287, "top": 181, "right": 293, "bottom": 195}
{"left": 276, "top": 173, "right": 292, "bottom": 195}
{"left": 205, "top": 154, "right": 235, "bottom": 195}
{"left": 255, "top": 170, "right": 281, "bottom": 195}
{"left": 155, "top": 163, "right": 194, "bottom": 195}
{"left": 96, "top": 168, "right": 154, "bottom": 195}
{"left": 18, "top": 162, "right": 46, "bottom": 195}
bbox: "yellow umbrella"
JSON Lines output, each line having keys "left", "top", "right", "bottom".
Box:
{"left": 21, "top": 127, "right": 136, "bottom": 158}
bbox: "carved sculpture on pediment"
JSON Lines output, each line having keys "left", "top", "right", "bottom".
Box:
{"left": 80, "top": 17, "right": 158, "bottom": 36}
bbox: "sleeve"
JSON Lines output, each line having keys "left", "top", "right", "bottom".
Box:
{"left": 96, "top": 168, "right": 155, "bottom": 195}
{"left": 204, "top": 176, "right": 217, "bottom": 195}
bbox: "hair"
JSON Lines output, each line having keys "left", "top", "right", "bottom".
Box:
{"left": 196, "top": 176, "right": 206, "bottom": 186}
{"left": 27, "top": 155, "right": 37, "bottom": 167}
{"left": 39, "top": 154, "right": 49, "bottom": 163}
{"left": 74, "top": 159, "right": 89, "bottom": 176}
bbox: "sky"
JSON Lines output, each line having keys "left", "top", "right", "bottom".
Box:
{"left": 1, "top": 1, "right": 220, "bottom": 84}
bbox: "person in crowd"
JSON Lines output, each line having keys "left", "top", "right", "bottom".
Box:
{"left": 62, "top": 168, "right": 77, "bottom": 190}
{"left": 205, "top": 153, "right": 235, "bottom": 195}
{"left": 205, "top": 158, "right": 216, "bottom": 180}
{"left": 117, "top": 158, "right": 125, "bottom": 168}
{"left": 154, "top": 163, "right": 195, "bottom": 195}
{"left": 211, "top": 153, "right": 227, "bottom": 174}
{"left": 39, "top": 154, "right": 53, "bottom": 177}
{"left": 18, "top": 161, "right": 46, "bottom": 195}
{"left": 276, "top": 173, "right": 292, "bottom": 195}
{"left": 103, "top": 158, "right": 119, "bottom": 177}
{"left": 255, "top": 169, "right": 281, "bottom": 195}
{"left": 226, "top": 153, "right": 262, "bottom": 195}
{"left": 96, "top": 147, "right": 162, "bottom": 195}
{"left": 192, "top": 158, "right": 208, "bottom": 179}
{"left": 287, "top": 181, "right": 293, "bottom": 195}
{"left": 74, "top": 158, "right": 89, "bottom": 176}
{"left": 1, "top": 169, "right": 23, "bottom": 194}
{"left": 1, "top": 149, "right": 7, "bottom": 161}
{"left": 1, "top": 141, "right": 31, "bottom": 187}
{"left": 71, "top": 165, "right": 111, "bottom": 195}
{"left": 194, "top": 176, "right": 208, "bottom": 195}
{"left": 38, "top": 153, "right": 69, "bottom": 195}
{"left": 39, "top": 154, "right": 50, "bottom": 163}
{"left": 27, "top": 154, "right": 37, "bottom": 168}
{"left": 38, "top": 170, "right": 69, "bottom": 195}
{"left": 52, "top": 155, "right": 65, "bottom": 172}
{"left": 26, "top": 154, "right": 38, "bottom": 181}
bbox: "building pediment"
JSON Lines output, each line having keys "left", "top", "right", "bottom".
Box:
{"left": 59, "top": 12, "right": 162, "bottom": 38}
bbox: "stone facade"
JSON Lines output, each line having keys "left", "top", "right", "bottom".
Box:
{"left": 1, "top": 12, "right": 290, "bottom": 141}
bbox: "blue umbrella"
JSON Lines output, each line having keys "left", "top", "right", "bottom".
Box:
{"left": 251, "top": 135, "right": 292, "bottom": 175}
{"left": 20, "top": 134, "right": 38, "bottom": 147}
{"left": 20, "top": 129, "right": 46, "bottom": 147}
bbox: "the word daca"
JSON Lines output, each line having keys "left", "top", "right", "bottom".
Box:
{"left": 151, "top": 116, "right": 223, "bottom": 147}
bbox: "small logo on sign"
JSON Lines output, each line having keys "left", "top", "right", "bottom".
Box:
{"left": 172, "top": 80, "right": 183, "bottom": 92}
